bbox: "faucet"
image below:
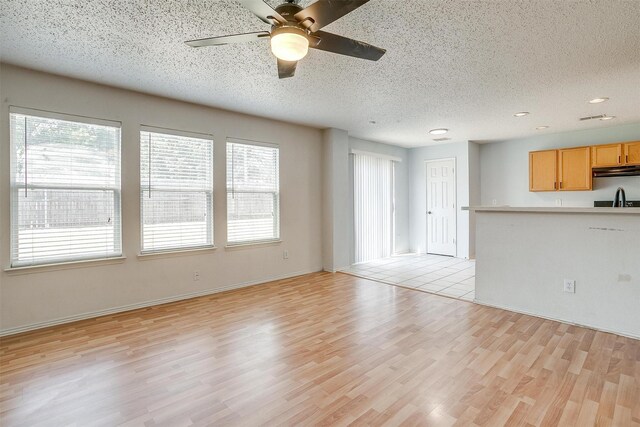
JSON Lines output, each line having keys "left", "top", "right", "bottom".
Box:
{"left": 613, "top": 187, "right": 626, "bottom": 207}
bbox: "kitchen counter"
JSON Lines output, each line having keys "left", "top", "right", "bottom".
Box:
{"left": 464, "top": 206, "right": 640, "bottom": 214}
{"left": 471, "top": 207, "right": 640, "bottom": 339}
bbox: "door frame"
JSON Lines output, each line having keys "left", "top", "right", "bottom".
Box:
{"left": 425, "top": 158, "right": 457, "bottom": 257}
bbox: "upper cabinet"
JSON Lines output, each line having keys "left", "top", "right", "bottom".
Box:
{"left": 592, "top": 141, "right": 640, "bottom": 167}
{"left": 592, "top": 143, "right": 622, "bottom": 167}
{"left": 558, "top": 147, "right": 591, "bottom": 191}
{"left": 529, "top": 150, "right": 557, "bottom": 192}
{"left": 530, "top": 140, "right": 638, "bottom": 192}
{"left": 624, "top": 141, "right": 640, "bottom": 165}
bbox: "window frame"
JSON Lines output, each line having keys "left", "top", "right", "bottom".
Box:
{"left": 9, "top": 106, "right": 123, "bottom": 268}
{"left": 139, "top": 125, "right": 215, "bottom": 254}
{"left": 225, "top": 138, "right": 281, "bottom": 247}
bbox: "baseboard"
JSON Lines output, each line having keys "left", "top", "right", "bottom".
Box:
{"left": 323, "top": 266, "right": 350, "bottom": 273}
{"left": 392, "top": 250, "right": 411, "bottom": 255}
{"left": 474, "top": 299, "right": 640, "bottom": 341}
{"left": 0, "top": 269, "right": 320, "bottom": 337}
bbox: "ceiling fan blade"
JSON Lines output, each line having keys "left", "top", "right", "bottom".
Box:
{"left": 294, "top": 0, "right": 370, "bottom": 32}
{"left": 311, "top": 31, "right": 386, "bottom": 61}
{"left": 185, "top": 31, "right": 270, "bottom": 48}
{"left": 239, "top": 0, "right": 287, "bottom": 25}
{"left": 277, "top": 59, "right": 297, "bottom": 79}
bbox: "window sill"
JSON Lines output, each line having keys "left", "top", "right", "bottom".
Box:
{"left": 4, "top": 256, "right": 127, "bottom": 275}
{"left": 225, "top": 240, "right": 282, "bottom": 250}
{"left": 137, "top": 246, "right": 217, "bottom": 260}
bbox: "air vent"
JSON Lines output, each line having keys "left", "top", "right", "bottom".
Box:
{"left": 579, "top": 114, "right": 605, "bottom": 121}
{"left": 432, "top": 137, "right": 451, "bottom": 142}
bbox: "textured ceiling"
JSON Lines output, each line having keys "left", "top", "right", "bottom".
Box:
{"left": 1, "top": 0, "right": 639, "bottom": 147}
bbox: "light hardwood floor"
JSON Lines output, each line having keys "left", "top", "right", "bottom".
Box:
{"left": 1, "top": 272, "right": 639, "bottom": 426}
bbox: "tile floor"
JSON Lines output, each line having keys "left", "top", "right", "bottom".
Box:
{"left": 341, "top": 253, "right": 476, "bottom": 301}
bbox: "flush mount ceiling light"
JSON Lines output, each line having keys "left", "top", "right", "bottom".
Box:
{"left": 513, "top": 112, "right": 530, "bottom": 117}
{"left": 600, "top": 115, "right": 616, "bottom": 121}
{"left": 536, "top": 126, "right": 549, "bottom": 130}
{"left": 270, "top": 27, "right": 309, "bottom": 62}
{"left": 589, "top": 97, "right": 609, "bottom": 104}
{"left": 429, "top": 128, "right": 449, "bottom": 135}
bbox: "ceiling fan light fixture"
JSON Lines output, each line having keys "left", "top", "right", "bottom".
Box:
{"left": 271, "top": 28, "right": 309, "bottom": 62}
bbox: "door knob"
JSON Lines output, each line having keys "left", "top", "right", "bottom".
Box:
{"left": 427, "top": 211, "right": 432, "bottom": 214}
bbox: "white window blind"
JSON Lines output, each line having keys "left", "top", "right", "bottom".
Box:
{"left": 140, "top": 130, "right": 213, "bottom": 253}
{"left": 9, "top": 110, "right": 122, "bottom": 267}
{"left": 226, "top": 140, "right": 280, "bottom": 245}
{"left": 353, "top": 153, "right": 394, "bottom": 263}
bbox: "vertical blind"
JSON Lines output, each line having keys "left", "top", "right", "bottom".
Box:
{"left": 353, "top": 153, "right": 394, "bottom": 263}
{"left": 140, "top": 130, "right": 214, "bottom": 252}
{"left": 10, "top": 111, "right": 122, "bottom": 267}
{"left": 226, "top": 140, "right": 280, "bottom": 244}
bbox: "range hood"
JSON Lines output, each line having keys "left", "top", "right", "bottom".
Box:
{"left": 592, "top": 165, "right": 640, "bottom": 177}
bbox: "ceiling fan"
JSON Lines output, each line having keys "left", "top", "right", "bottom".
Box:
{"left": 185, "top": 0, "right": 386, "bottom": 79}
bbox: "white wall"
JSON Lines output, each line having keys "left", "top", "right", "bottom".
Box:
{"left": 475, "top": 210, "right": 640, "bottom": 339}
{"left": 468, "top": 142, "right": 481, "bottom": 258}
{"left": 480, "top": 123, "right": 640, "bottom": 207}
{"left": 408, "top": 141, "right": 472, "bottom": 258}
{"left": 0, "top": 64, "right": 323, "bottom": 334}
{"left": 348, "top": 137, "right": 410, "bottom": 261}
{"left": 321, "top": 128, "right": 350, "bottom": 272}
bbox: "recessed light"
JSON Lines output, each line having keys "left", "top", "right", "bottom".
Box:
{"left": 429, "top": 128, "right": 448, "bottom": 135}
{"left": 536, "top": 126, "right": 549, "bottom": 130}
{"left": 589, "top": 97, "right": 609, "bottom": 104}
{"left": 513, "top": 112, "right": 530, "bottom": 117}
{"left": 600, "top": 115, "right": 616, "bottom": 121}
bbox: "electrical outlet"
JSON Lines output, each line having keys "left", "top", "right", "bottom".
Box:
{"left": 193, "top": 271, "right": 200, "bottom": 281}
{"left": 563, "top": 279, "right": 575, "bottom": 293}
{"left": 283, "top": 250, "right": 289, "bottom": 259}
{"left": 555, "top": 199, "right": 562, "bottom": 207}
{"left": 618, "top": 274, "right": 631, "bottom": 282}
{"left": 492, "top": 199, "right": 497, "bottom": 206}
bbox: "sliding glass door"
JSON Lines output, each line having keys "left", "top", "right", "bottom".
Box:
{"left": 353, "top": 153, "right": 395, "bottom": 263}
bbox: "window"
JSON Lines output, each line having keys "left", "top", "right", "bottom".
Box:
{"left": 140, "top": 129, "right": 214, "bottom": 253}
{"left": 9, "top": 109, "right": 121, "bottom": 267}
{"left": 226, "top": 140, "right": 280, "bottom": 245}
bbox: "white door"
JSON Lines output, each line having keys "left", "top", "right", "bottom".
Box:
{"left": 426, "top": 159, "right": 456, "bottom": 256}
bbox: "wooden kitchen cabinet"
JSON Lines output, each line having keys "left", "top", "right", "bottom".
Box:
{"left": 529, "top": 140, "right": 635, "bottom": 193}
{"left": 529, "top": 150, "right": 557, "bottom": 191}
{"left": 592, "top": 143, "right": 622, "bottom": 167}
{"left": 558, "top": 147, "right": 592, "bottom": 191}
{"left": 592, "top": 141, "right": 640, "bottom": 166}
{"left": 624, "top": 141, "right": 640, "bottom": 165}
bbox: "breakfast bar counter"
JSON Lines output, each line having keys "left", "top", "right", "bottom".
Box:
{"left": 466, "top": 206, "right": 640, "bottom": 214}
{"left": 466, "top": 206, "right": 640, "bottom": 338}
